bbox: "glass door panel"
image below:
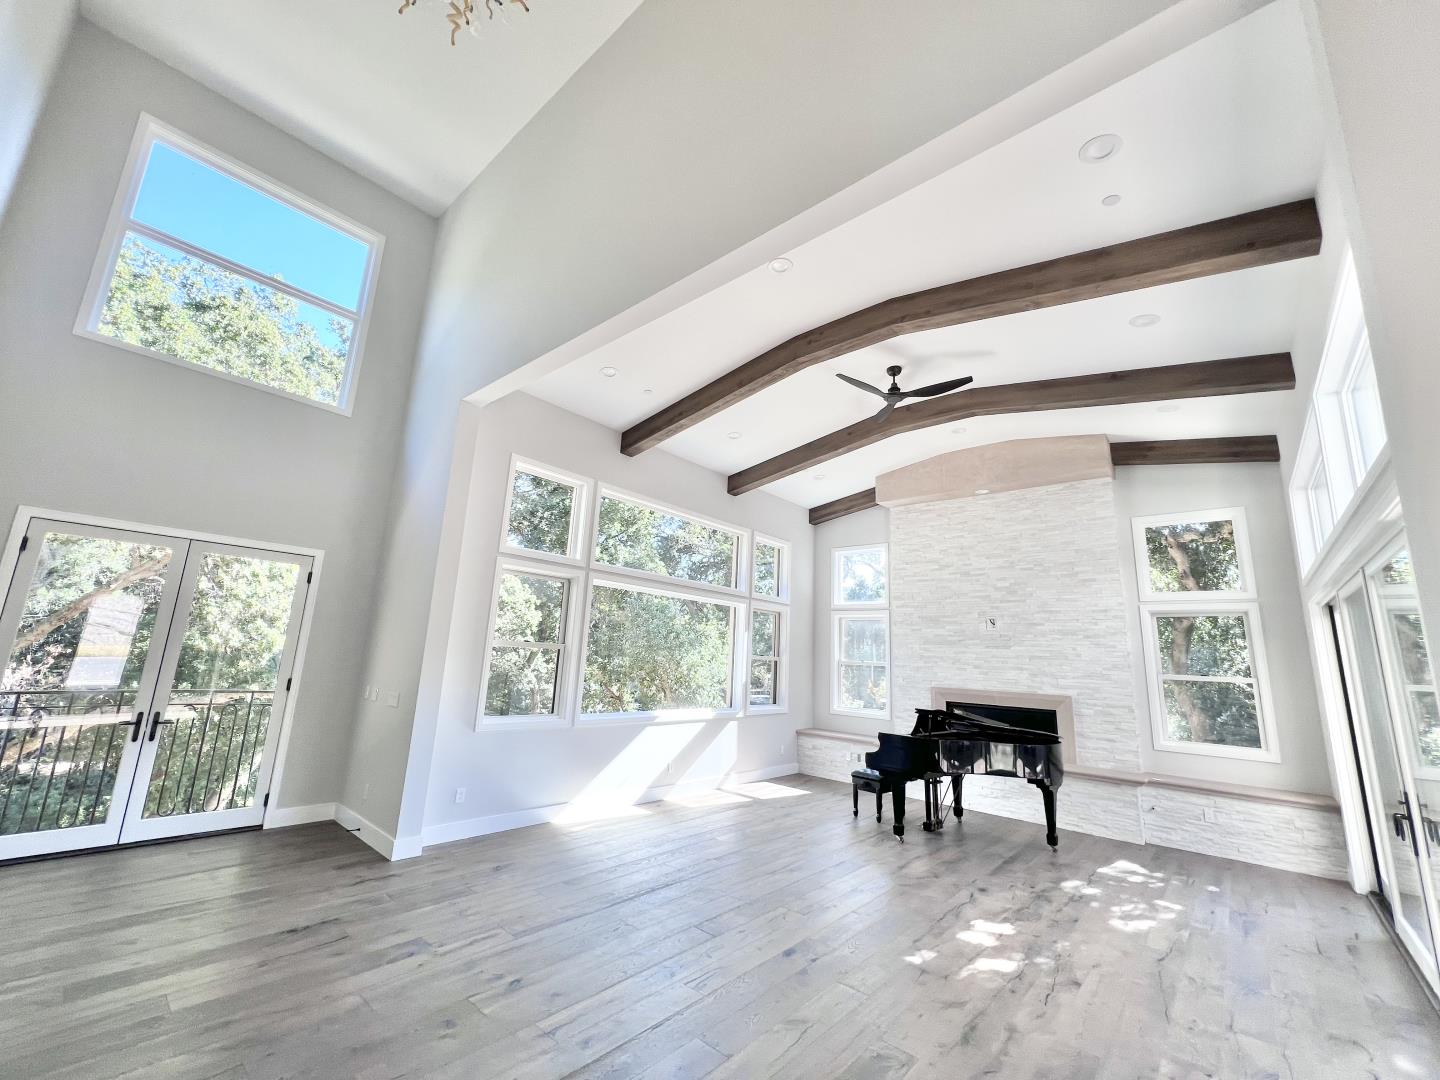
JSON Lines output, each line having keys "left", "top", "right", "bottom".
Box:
{"left": 120, "top": 544, "right": 309, "bottom": 842}
{"left": 1367, "top": 545, "right": 1440, "bottom": 987}
{"left": 0, "top": 521, "right": 184, "bottom": 859}
{"left": 1336, "top": 580, "right": 1438, "bottom": 973}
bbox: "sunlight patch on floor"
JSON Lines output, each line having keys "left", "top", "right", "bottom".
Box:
{"left": 555, "top": 722, "right": 707, "bottom": 824}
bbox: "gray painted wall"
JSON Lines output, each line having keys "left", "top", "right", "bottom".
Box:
{"left": 811, "top": 506, "right": 891, "bottom": 738}
{"left": 419, "top": 392, "right": 812, "bottom": 840}
{"left": 346, "top": 0, "right": 1191, "bottom": 844}
{"left": 0, "top": 0, "right": 75, "bottom": 228}
{"left": 1113, "top": 463, "right": 1332, "bottom": 795}
{"left": 0, "top": 22, "right": 436, "bottom": 810}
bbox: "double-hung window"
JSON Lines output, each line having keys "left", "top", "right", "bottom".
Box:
{"left": 749, "top": 536, "right": 790, "bottom": 710}
{"left": 77, "top": 115, "right": 382, "bottom": 414}
{"left": 832, "top": 544, "right": 889, "bottom": 718}
{"left": 1133, "top": 509, "right": 1278, "bottom": 761}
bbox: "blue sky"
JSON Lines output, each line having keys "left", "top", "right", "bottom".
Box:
{"left": 132, "top": 142, "right": 369, "bottom": 312}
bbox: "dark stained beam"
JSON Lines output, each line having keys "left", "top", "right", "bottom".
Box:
{"left": 1110, "top": 435, "right": 1280, "bottom": 466}
{"left": 808, "top": 488, "right": 878, "bottom": 526}
{"left": 729, "top": 353, "right": 1295, "bottom": 495}
{"left": 623, "top": 200, "right": 1321, "bottom": 455}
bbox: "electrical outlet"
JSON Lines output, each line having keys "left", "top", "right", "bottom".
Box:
{"left": 455, "top": 787, "right": 466, "bottom": 804}
{"left": 1202, "top": 807, "right": 1219, "bottom": 825}
{"left": 384, "top": 689, "right": 400, "bottom": 708}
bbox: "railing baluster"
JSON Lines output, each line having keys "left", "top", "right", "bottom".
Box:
{"left": 213, "top": 698, "right": 243, "bottom": 812}
{"left": 85, "top": 722, "right": 121, "bottom": 827}
{"left": 14, "top": 724, "right": 48, "bottom": 835}
{"left": 229, "top": 693, "right": 256, "bottom": 810}
{"left": 182, "top": 702, "right": 213, "bottom": 815}
{"left": 198, "top": 696, "right": 231, "bottom": 813}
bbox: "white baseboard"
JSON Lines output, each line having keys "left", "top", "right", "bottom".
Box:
{"left": 263, "top": 802, "right": 336, "bottom": 828}
{"left": 333, "top": 803, "right": 422, "bottom": 861}
{"left": 421, "top": 762, "right": 800, "bottom": 849}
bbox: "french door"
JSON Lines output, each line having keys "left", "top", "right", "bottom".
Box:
{"left": 1331, "top": 536, "right": 1440, "bottom": 993}
{"left": 0, "top": 518, "right": 311, "bottom": 860}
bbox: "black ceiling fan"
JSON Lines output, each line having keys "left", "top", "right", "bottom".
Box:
{"left": 836, "top": 365, "right": 974, "bottom": 421}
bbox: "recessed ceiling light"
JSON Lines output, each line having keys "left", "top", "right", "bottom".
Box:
{"left": 726, "top": 431, "right": 741, "bottom": 440}
{"left": 768, "top": 257, "right": 793, "bottom": 274}
{"left": 975, "top": 488, "right": 991, "bottom": 495}
{"left": 951, "top": 426, "right": 967, "bottom": 434}
{"left": 600, "top": 366, "right": 618, "bottom": 378}
{"left": 642, "top": 388, "right": 653, "bottom": 395}
{"left": 1128, "top": 313, "right": 1161, "bottom": 328}
{"left": 1078, "top": 133, "right": 1123, "bottom": 164}
{"left": 1158, "top": 403, "right": 1181, "bottom": 414}
{"left": 814, "top": 473, "right": 825, "bottom": 481}
{"left": 1101, "top": 193, "right": 1123, "bottom": 207}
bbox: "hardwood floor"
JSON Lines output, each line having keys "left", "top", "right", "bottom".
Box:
{"left": 0, "top": 776, "right": 1435, "bottom": 1080}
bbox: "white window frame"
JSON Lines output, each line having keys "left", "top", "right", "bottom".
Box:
{"left": 1131, "top": 507, "right": 1257, "bottom": 603}
{"left": 476, "top": 558, "right": 584, "bottom": 730}
{"left": 748, "top": 601, "right": 788, "bottom": 713}
{"left": 1138, "top": 601, "right": 1280, "bottom": 763}
{"left": 751, "top": 534, "right": 789, "bottom": 602}
{"left": 1288, "top": 420, "right": 1334, "bottom": 573}
{"left": 575, "top": 574, "right": 746, "bottom": 726}
{"left": 74, "top": 113, "right": 384, "bottom": 417}
{"left": 832, "top": 544, "right": 889, "bottom": 608}
{"left": 498, "top": 456, "right": 591, "bottom": 566}
{"left": 590, "top": 485, "right": 747, "bottom": 597}
{"left": 832, "top": 610, "right": 890, "bottom": 720}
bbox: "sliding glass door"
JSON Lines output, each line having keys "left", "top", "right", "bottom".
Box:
{"left": 0, "top": 519, "right": 310, "bottom": 860}
{"left": 1332, "top": 537, "right": 1440, "bottom": 991}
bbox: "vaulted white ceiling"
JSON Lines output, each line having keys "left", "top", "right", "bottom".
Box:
{"left": 528, "top": 0, "right": 1327, "bottom": 508}
{"left": 80, "top": 0, "right": 644, "bottom": 214}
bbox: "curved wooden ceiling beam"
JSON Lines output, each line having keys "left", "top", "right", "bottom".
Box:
{"left": 730, "top": 353, "right": 1295, "bottom": 495}
{"left": 621, "top": 200, "right": 1320, "bottom": 456}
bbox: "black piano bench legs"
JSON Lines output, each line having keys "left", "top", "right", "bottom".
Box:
{"left": 850, "top": 768, "right": 906, "bottom": 839}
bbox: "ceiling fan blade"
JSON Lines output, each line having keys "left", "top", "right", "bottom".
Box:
{"left": 836, "top": 373, "right": 889, "bottom": 399}
{"left": 901, "top": 375, "right": 975, "bottom": 398}
{"left": 870, "top": 401, "right": 896, "bottom": 423}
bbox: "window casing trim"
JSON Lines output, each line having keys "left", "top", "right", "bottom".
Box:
{"left": 574, "top": 573, "right": 747, "bottom": 726}
{"left": 74, "top": 113, "right": 384, "bottom": 417}
{"left": 832, "top": 610, "right": 890, "bottom": 720}
{"left": 1137, "top": 600, "right": 1281, "bottom": 762}
{"left": 1130, "top": 507, "right": 1257, "bottom": 602}
{"left": 498, "top": 455, "right": 592, "bottom": 567}
{"left": 748, "top": 600, "right": 788, "bottom": 713}
{"left": 832, "top": 543, "right": 889, "bottom": 608}
{"left": 475, "top": 558, "right": 585, "bottom": 730}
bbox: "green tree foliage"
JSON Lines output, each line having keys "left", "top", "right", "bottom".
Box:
{"left": 753, "top": 541, "right": 780, "bottom": 597}
{"left": 595, "top": 497, "right": 736, "bottom": 588}
{"left": 506, "top": 472, "right": 575, "bottom": 556}
{"left": 99, "top": 235, "right": 352, "bottom": 405}
{"left": 581, "top": 585, "right": 733, "bottom": 714}
{"left": 1144, "top": 520, "right": 1239, "bottom": 593}
{"left": 484, "top": 571, "right": 565, "bottom": 716}
{"left": 837, "top": 548, "right": 886, "bottom": 603}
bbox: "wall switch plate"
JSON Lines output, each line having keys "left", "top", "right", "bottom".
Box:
{"left": 455, "top": 787, "right": 466, "bottom": 804}
{"left": 384, "top": 689, "right": 400, "bottom": 708}
{"left": 980, "top": 615, "right": 1001, "bottom": 633}
{"left": 1202, "top": 807, "right": 1219, "bottom": 824}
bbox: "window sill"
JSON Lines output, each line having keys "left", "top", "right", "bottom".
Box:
{"left": 1151, "top": 737, "right": 1281, "bottom": 764}
{"left": 577, "top": 709, "right": 743, "bottom": 728}
{"left": 832, "top": 706, "right": 889, "bottom": 721}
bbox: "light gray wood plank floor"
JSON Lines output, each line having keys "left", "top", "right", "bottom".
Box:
{"left": 0, "top": 776, "right": 1435, "bottom": 1080}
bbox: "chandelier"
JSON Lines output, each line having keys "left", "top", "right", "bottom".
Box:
{"left": 398, "top": 0, "right": 531, "bottom": 47}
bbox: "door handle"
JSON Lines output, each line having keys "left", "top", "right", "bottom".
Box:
{"left": 1393, "top": 811, "right": 1410, "bottom": 841}
{"left": 146, "top": 710, "right": 175, "bottom": 742}
{"left": 127, "top": 711, "right": 144, "bottom": 743}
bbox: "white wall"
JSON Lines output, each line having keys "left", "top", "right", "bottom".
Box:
{"left": 0, "top": 0, "right": 76, "bottom": 227}
{"left": 347, "top": 0, "right": 1195, "bottom": 845}
{"left": 1301, "top": 0, "right": 1440, "bottom": 665}
{"left": 0, "top": 22, "right": 436, "bottom": 810}
{"left": 811, "top": 505, "right": 890, "bottom": 737}
{"left": 1113, "top": 463, "right": 1333, "bottom": 794}
{"left": 417, "top": 392, "right": 812, "bottom": 843}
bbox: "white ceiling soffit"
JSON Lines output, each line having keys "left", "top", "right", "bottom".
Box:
{"left": 80, "top": 0, "right": 645, "bottom": 215}
{"left": 528, "top": 0, "right": 1324, "bottom": 505}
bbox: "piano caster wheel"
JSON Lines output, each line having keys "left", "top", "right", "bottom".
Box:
{"left": 852, "top": 809, "right": 858, "bottom": 818}
{"left": 1047, "top": 837, "right": 1058, "bottom": 851}
{"left": 921, "top": 822, "right": 934, "bottom": 832}
{"left": 875, "top": 814, "right": 881, "bottom": 823}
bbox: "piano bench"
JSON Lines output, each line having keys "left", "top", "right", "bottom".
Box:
{"left": 850, "top": 768, "right": 898, "bottom": 825}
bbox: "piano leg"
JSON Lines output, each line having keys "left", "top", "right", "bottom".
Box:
{"left": 875, "top": 789, "right": 882, "bottom": 823}
{"left": 1041, "top": 784, "right": 1058, "bottom": 850}
{"left": 922, "top": 777, "right": 934, "bottom": 832}
{"left": 852, "top": 785, "right": 859, "bottom": 818}
{"left": 952, "top": 775, "right": 963, "bottom": 820}
{"left": 891, "top": 784, "right": 906, "bottom": 840}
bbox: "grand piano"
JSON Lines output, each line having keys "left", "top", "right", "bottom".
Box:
{"left": 863, "top": 705, "right": 1064, "bottom": 847}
